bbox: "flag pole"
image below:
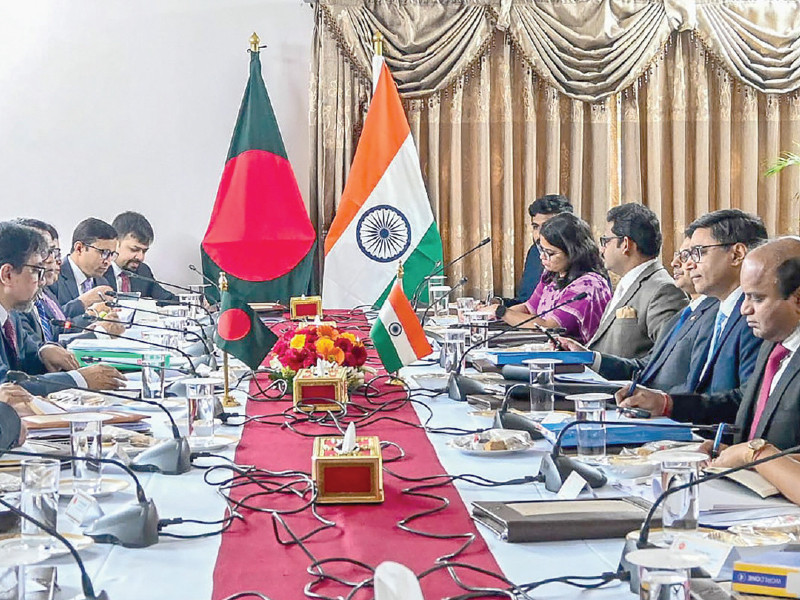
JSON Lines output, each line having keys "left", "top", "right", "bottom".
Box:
{"left": 218, "top": 272, "right": 241, "bottom": 407}
{"left": 249, "top": 32, "right": 260, "bottom": 53}
{"left": 372, "top": 31, "right": 383, "bottom": 56}
{"left": 388, "top": 260, "right": 404, "bottom": 385}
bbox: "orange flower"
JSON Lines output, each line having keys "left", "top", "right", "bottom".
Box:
{"left": 340, "top": 332, "right": 359, "bottom": 345}
{"left": 316, "top": 337, "right": 345, "bottom": 364}
{"left": 290, "top": 334, "right": 307, "bottom": 350}
{"left": 317, "top": 324, "right": 339, "bottom": 339}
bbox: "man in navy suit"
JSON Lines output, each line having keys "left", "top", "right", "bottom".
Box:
{"left": 618, "top": 209, "right": 767, "bottom": 420}
{"left": 504, "top": 195, "right": 573, "bottom": 306}
{"left": 0, "top": 222, "right": 125, "bottom": 396}
{"left": 105, "top": 212, "right": 177, "bottom": 302}
{"left": 561, "top": 236, "right": 718, "bottom": 394}
{"left": 47, "top": 218, "right": 116, "bottom": 317}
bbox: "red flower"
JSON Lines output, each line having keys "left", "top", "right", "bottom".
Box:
{"left": 349, "top": 344, "right": 367, "bottom": 367}
{"left": 285, "top": 348, "right": 307, "bottom": 371}
{"left": 334, "top": 337, "right": 353, "bottom": 352}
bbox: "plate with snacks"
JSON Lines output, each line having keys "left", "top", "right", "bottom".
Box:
{"left": 448, "top": 429, "right": 536, "bottom": 455}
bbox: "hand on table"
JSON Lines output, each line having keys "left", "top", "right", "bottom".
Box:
{"left": 615, "top": 384, "right": 668, "bottom": 417}
{"left": 555, "top": 336, "right": 588, "bottom": 352}
{"left": 709, "top": 442, "right": 759, "bottom": 469}
{"left": 78, "top": 364, "right": 126, "bottom": 390}
{"left": 39, "top": 344, "right": 80, "bottom": 372}
{"left": 0, "top": 383, "right": 36, "bottom": 417}
{"left": 96, "top": 313, "right": 125, "bottom": 337}
{"left": 79, "top": 285, "right": 113, "bottom": 308}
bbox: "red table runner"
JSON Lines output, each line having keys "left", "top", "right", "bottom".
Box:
{"left": 212, "top": 314, "right": 503, "bottom": 599}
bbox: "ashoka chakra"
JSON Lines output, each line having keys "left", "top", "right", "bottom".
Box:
{"left": 356, "top": 205, "right": 411, "bottom": 263}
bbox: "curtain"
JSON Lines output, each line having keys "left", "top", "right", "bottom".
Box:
{"left": 310, "top": 0, "right": 800, "bottom": 298}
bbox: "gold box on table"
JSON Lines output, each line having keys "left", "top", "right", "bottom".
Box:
{"left": 289, "top": 296, "right": 322, "bottom": 320}
{"left": 312, "top": 436, "right": 384, "bottom": 504}
{"left": 292, "top": 367, "right": 348, "bottom": 413}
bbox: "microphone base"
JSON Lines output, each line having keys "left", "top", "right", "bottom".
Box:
{"left": 493, "top": 411, "right": 544, "bottom": 440}
{"left": 447, "top": 373, "right": 489, "bottom": 402}
{"left": 617, "top": 536, "right": 716, "bottom": 594}
{"left": 130, "top": 437, "right": 192, "bottom": 475}
{"left": 85, "top": 499, "right": 159, "bottom": 548}
{"left": 539, "top": 453, "right": 607, "bottom": 493}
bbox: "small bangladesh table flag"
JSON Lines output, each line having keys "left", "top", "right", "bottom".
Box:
{"left": 215, "top": 273, "right": 278, "bottom": 370}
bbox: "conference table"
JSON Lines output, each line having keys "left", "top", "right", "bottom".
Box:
{"left": 24, "top": 312, "right": 789, "bottom": 599}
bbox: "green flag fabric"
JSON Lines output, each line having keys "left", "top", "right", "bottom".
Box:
{"left": 214, "top": 288, "right": 278, "bottom": 370}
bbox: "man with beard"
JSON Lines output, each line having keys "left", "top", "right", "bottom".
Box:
{"left": 106, "top": 212, "right": 177, "bottom": 301}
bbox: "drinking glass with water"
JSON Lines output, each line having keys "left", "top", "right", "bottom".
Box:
{"left": 183, "top": 378, "right": 218, "bottom": 447}
{"left": 20, "top": 459, "right": 60, "bottom": 548}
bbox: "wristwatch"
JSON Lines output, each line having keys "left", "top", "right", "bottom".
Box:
{"left": 747, "top": 438, "right": 768, "bottom": 463}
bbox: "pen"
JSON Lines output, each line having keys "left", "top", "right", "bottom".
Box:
{"left": 626, "top": 369, "right": 641, "bottom": 398}
{"left": 711, "top": 423, "right": 727, "bottom": 459}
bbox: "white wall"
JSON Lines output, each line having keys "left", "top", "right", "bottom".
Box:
{"left": 0, "top": 0, "right": 314, "bottom": 286}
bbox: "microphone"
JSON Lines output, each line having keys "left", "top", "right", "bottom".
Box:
{"left": 156, "top": 297, "right": 215, "bottom": 321}
{"left": 52, "top": 319, "right": 200, "bottom": 377}
{"left": 0, "top": 448, "right": 159, "bottom": 548}
{"left": 420, "top": 276, "right": 468, "bottom": 326}
{"left": 447, "top": 292, "right": 588, "bottom": 401}
{"left": 123, "top": 268, "right": 198, "bottom": 295}
{"left": 411, "top": 237, "right": 491, "bottom": 309}
{"left": 92, "top": 315, "right": 215, "bottom": 358}
{"left": 0, "top": 495, "right": 109, "bottom": 600}
{"left": 540, "top": 420, "right": 739, "bottom": 494}
{"left": 6, "top": 371, "right": 191, "bottom": 475}
{"left": 189, "top": 264, "right": 220, "bottom": 290}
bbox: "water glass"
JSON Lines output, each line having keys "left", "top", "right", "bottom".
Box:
{"left": 440, "top": 328, "right": 467, "bottom": 372}
{"left": 467, "top": 311, "right": 491, "bottom": 349}
{"left": 626, "top": 548, "right": 705, "bottom": 600}
{"left": 20, "top": 459, "right": 60, "bottom": 546}
{"left": 141, "top": 349, "right": 169, "bottom": 399}
{"left": 426, "top": 275, "right": 446, "bottom": 307}
{"left": 568, "top": 393, "right": 609, "bottom": 459}
{"left": 164, "top": 316, "right": 187, "bottom": 343}
{"left": 184, "top": 378, "right": 217, "bottom": 446}
{"left": 456, "top": 297, "right": 476, "bottom": 323}
{"left": 525, "top": 358, "right": 557, "bottom": 417}
{"left": 656, "top": 453, "right": 705, "bottom": 541}
{"left": 179, "top": 292, "right": 203, "bottom": 321}
{"left": 69, "top": 416, "right": 104, "bottom": 494}
{"left": 428, "top": 286, "right": 451, "bottom": 317}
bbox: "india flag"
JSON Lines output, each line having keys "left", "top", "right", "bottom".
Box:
{"left": 322, "top": 55, "right": 443, "bottom": 309}
{"left": 370, "top": 279, "right": 433, "bottom": 373}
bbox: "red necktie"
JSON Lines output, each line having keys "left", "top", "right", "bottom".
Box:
{"left": 749, "top": 343, "right": 791, "bottom": 439}
{"left": 119, "top": 272, "right": 131, "bottom": 293}
{"left": 2, "top": 319, "right": 18, "bottom": 364}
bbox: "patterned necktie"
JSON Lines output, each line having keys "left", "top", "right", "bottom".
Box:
{"left": 35, "top": 300, "right": 54, "bottom": 342}
{"left": 81, "top": 278, "right": 93, "bottom": 294}
{"left": 119, "top": 272, "right": 131, "bottom": 293}
{"left": 700, "top": 308, "right": 727, "bottom": 380}
{"left": 748, "top": 343, "right": 791, "bottom": 440}
{"left": 2, "top": 318, "right": 18, "bottom": 365}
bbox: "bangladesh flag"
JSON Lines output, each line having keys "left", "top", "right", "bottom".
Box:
{"left": 215, "top": 286, "right": 278, "bottom": 370}
{"left": 202, "top": 47, "right": 316, "bottom": 304}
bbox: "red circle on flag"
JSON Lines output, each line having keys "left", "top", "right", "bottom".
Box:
{"left": 217, "top": 309, "right": 251, "bottom": 341}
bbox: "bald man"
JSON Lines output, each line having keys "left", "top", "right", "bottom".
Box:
{"left": 620, "top": 238, "right": 800, "bottom": 449}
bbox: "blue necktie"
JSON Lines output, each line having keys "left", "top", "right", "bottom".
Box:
{"left": 640, "top": 305, "right": 692, "bottom": 383}
{"left": 700, "top": 309, "right": 727, "bottom": 380}
{"left": 35, "top": 299, "right": 54, "bottom": 342}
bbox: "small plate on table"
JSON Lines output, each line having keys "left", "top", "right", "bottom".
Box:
{"left": 58, "top": 477, "right": 130, "bottom": 498}
{"left": 188, "top": 433, "right": 238, "bottom": 453}
{"left": 448, "top": 429, "right": 536, "bottom": 456}
{"left": 0, "top": 532, "right": 94, "bottom": 558}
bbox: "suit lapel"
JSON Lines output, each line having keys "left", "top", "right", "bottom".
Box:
{"left": 590, "top": 263, "right": 660, "bottom": 344}
{"left": 60, "top": 259, "right": 80, "bottom": 301}
{"left": 698, "top": 296, "right": 745, "bottom": 387}
{"left": 647, "top": 298, "right": 714, "bottom": 375}
{"left": 755, "top": 347, "right": 800, "bottom": 439}
{"left": 735, "top": 342, "right": 771, "bottom": 437}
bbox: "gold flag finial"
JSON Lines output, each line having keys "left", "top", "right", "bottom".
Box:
{"left": 397, "top": 260, "right": 404, "bottom": 281}
{"left": 249, "top": 32, "right": 260, "bottom": 53}
{"left": 218, "top": 272, "right": 229, "bottom": 292}
{"left": 372, "top": 31, "right": 384, "bottom": 56}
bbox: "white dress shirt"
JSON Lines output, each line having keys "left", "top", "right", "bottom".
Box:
{"left": 769, "top": 322, "right": 800, "bottom": 395}
{"left": 699, "top": 287, "right": 742, "bottom": 380}
{"left": 68, "top": 256, "right": 90, "bottom": 291}
{"left": 603, "top": 258, "right": 659, "bottom": 319}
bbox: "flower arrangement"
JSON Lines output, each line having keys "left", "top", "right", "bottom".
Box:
{"left": 269, "top": 324, "right": 371, "bottom": 387}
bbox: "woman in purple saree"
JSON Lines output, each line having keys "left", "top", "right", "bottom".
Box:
{"left": 502, "top": 213, "right": 611, "bottom": 344}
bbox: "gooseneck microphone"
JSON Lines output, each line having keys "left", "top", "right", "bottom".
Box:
{"left": 188, "top": 264, "right": 220, "bottom": 290}
{"left": 0, "top": 495, "right": 109, "bottom": 599}
{"left": 0, "top": 448, "right": 159, "bottom": 548}
{"left": 123, "top": 268, "right": 197, "bottom": 295}
{"left": 411, "top": 237, "right": 491, "bottom": 309}
{"left": 420, "top": 276, "right": 468, "bottom": 326}
{"left": 51, "top": 319, "right": 200, "bottom": 377}
{"left": 638, "top": 441, "right": 800, "bottom": 547}
{"left": 6, "top": 371, "right": 191, "bottom": 475}
{"left": 447, "top": 292, "right": 588, "bottom": 401}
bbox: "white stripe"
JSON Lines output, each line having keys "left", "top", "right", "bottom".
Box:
{"left": 379, "top": 300, "right": 417, "bottom": 366}
{"left": 323, "top": 134, "right": 434, "bottom": 308}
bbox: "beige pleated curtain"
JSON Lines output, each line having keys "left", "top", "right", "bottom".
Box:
{"left": 310, "top": 0, "right": 800, "bottom": 298}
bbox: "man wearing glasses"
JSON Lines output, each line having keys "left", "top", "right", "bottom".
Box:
{"left": 618, "top": 209, "right": 766, "bottom": 418}
{"left": 0, "top": 222, "right": 125, "bottom": 401}
{"left": 48, "top": 218, "right": 116, "bottom": 316}
{"left": 587, "top": 203, "right": 688, "bottom": 359}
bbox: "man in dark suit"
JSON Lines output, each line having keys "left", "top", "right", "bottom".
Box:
{"left": 0, "top": 222, "right": 125, "bottom": 395}
{"left": 618, "top": 209, "right": 767, "bottom": 419}
{"left": 504, "top": 195, "right": 573, "bottom": 306}
{"left": 561, "top": 236, "right": 718, "bottom": 394}
{"left": 48, "top": 217, "right": 116, "bottom": 317}
{"left": 588, "top": 203, "right": 688, "bottom": 359}
{"left": 106, "top": 212, "right": 177, "bottom": 302}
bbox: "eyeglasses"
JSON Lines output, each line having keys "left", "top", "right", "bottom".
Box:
{"left": 47, "top": 247, "right": 62, "bottom": 261}
{"left": 679, "top": 243, "right": 732, "bottom": 263}
{"left": 599, "top": 235, "right": 624, "bottom": 248}
{"left": 86, "top": 244, "right": 119, "bottom": 261}
{"left": 22, "top": 264, "right": 47, "bottom": 283}
{"left": 537, "top": 244, "right": 563, "bottom": 259}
